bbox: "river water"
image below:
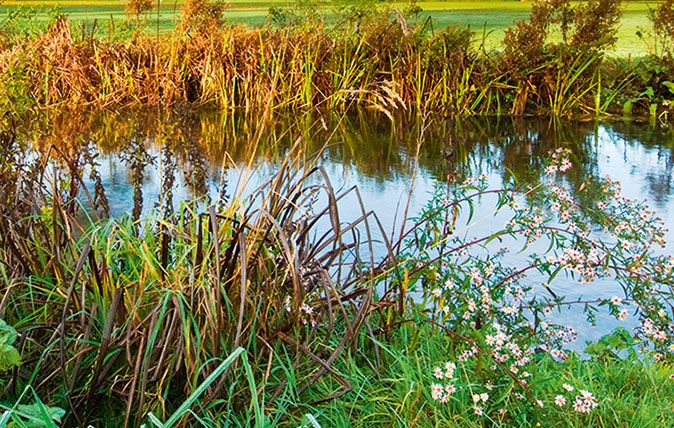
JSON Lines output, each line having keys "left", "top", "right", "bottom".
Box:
{"left": 14, "top": 111, "right": 674, "bottom": 347}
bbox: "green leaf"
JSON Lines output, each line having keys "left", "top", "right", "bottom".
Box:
{"left": 0, "top": 343, "right": 21, "bottom": 372}
{"left": 641, "top": 86, "right": 655, "bottom": 99}
{"left": 622, "top": 99, "right": 634, "bottom": 116}
{"left": 150, "top": 347, "right": 245, "bottom": 428}
{"left": 303, "top": 413, "right": 322, "bottom": 428}
{"left": 649, "top": 103, "right": 658, "bottom": 118}
{"left": 484, "top": 230, "right": 506, "bottom": 246}
{"left": 6, "top": 403, "right": 65, "bottom": 428}
{"left": 663, "top": 81, "right": 674, "bottom": 95}
{"left": 0, "top": 319, "right": 18, "bottom": 346}
{"left": 547, "top": 265, "right": 564, "bottom": 285}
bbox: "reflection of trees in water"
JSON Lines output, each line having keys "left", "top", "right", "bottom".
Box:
{"left": 7, "top": 110, "right": 674, "bottom": 216}
{"left": 157, "top": 144, "right": 176, "bottom": 217}
{"left": 181, "top": 142, "right": 210, "bottom": 200}
{"left": 119, "top": 138, "right": 155, "bottom": 221}
{"left": 601, "top": 121, "right": 674, "bottom": 208}
{"left": 9, "top": 113, "right": 117, "bottom": 219}
{"left": 82, "top": 142, "right": 110, "bottom": 218}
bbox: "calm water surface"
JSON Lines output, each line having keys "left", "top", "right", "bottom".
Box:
{"left": 16, "top": 112, "right": 674, "bottom": 347}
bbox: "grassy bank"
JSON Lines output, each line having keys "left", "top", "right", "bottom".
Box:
{"left": 1, "top": 0, "right": 674, "bottom": 119}
{"left": 3, "top": 312, "right": 674, "bottom": 426}
{"left": 294, "top": 325, "right": 674, "bottom": 427}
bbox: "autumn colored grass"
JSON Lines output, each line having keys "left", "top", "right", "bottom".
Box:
{"left": 0, "top": 2, "right": 673, "bottom": 120}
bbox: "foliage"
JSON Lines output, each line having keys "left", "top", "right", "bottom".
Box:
{"left": 503, "top": 0, "right": 553, "bottom": 68}
{"left": 651, "top": 0, "right": 674, "bottom": 59}
{"left": 0, "top": 128, "right": 378, "bottom": 425}
{"left": 0, "top": 2, "right": 673, "bottom": 424}
{"left": 617, "top": 56, "right": 674, "bottom": 121}
{"left": 268, "top": 6, "right": 303, "bottom": 27}
{"left": 570, "top": 0, "right": 622, "bottom": 53}
{"left": 0, "top": 319, "right": 65, "bottom": 428}
{"left": 0, "top": 319, "right": 20, "bottom": 373}
{"left": 0, "top": 1, "right": 670, "bottom": 119}
{"left": 0, "top": 5, "right": 61, "bottom": 45}
{"left": 333, "top": 0, "right": 386, "bottom": 28}
{"left": 125, "top": 0, "right": 154, "bottom": 24}
{"left": 292, "top": 322, "right": 674, "bottom": 427}
{"left": 501, "top": 0, "right": 625, "bottom": 116}
{"left": 181, "top": 0, "right": 228, "bottom": 32}
{"left": 1, "top": 401, "right": 66, "bottom": 428}
{"left": 2, "top": 117, "right": 674, "bottom": 425}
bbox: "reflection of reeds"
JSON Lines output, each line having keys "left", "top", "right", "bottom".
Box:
{"left": 0, "top": 6, "right": 646, "bottom": 118}
{"left": 9, "top": 108, "right": 637, "bottom": 193}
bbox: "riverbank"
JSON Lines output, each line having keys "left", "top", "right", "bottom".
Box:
{"left": 0, "top": 1, "right": 661, "bottom": 56}
{"left": 0, "top": 1, "right": 673, "bottom": 119}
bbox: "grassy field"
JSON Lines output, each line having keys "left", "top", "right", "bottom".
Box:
{"left": 0, "top": 1, "right": 662, "bottom": 55}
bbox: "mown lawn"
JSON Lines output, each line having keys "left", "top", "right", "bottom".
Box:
{"left": 411, "top": 1, "right": 659, "bottom": 55}
{"left": 0, "top": 2, "right": 661, "bottom": 54}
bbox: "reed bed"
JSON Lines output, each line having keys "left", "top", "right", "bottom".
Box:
{"left": 0, "top": 125, "right": 395, "bottom": 425}
{"left": 0, "top": 0, "right": 672, "bottom": 119}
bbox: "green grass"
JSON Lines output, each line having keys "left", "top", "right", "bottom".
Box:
{"left": 0, "top": 1, "right": 662, "bottom": 56}
{"left": 278, "top": 322, "right": 674, "bottom": 427}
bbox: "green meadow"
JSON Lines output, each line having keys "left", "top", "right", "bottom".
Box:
{"left": 0, "top": 1, "right": 661, "bottom": 55}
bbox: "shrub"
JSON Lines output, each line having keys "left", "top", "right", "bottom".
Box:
{"left": 503, "top": 0, "right": 553, "bottom": 68}
{"left": 570, "top": 0, "right": 622, "bottom": 53}
{"left": 652, "top": 0, "right": 674, "bottom": 58}
{"left": 181, "top": 0, "right": 227, "bottom": 32}
{"left": 125, "top": 0, "right": 154, "bottom": 24}
{"left": 390, "top": 149, "right": 673, "bottom": 416}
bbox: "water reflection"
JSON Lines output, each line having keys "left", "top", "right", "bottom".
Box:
{"left": 9, "top": 111, "right": 674, "bottom": 218}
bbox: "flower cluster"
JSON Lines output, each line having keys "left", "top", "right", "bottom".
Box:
{"left": 283, "top": 294, "right": 318, "bottom": 327}
{"left": 484, "top": 323, "right": 534, "bottom": 375}
{"left": 431, "top": 361, "right": 458, "bottom": 403}
{"left": 554, "top": 384, "right": 599, "bottom": 414}
{"left": 428, "top": 323, "right": 538, "bottom": 418}
{"left": 412, "top": 148, "right": 674, "bottom": 415}
{"left": 572, "top": 390, "right": 600, "bottom": 414}
{"left": 544, "top": 148, "right": 573, "bottom": 175}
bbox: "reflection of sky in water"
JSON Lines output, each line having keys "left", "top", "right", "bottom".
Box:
{"left": 81, "top": 120, "right": 674, "bottom": 350}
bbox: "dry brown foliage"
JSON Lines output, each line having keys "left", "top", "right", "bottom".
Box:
{"left": 0, "top": 6, "right": 639, "bottom": 118}
{"left": 504, "top": 0, "right": 622, "bottom": 67}
{"left": 570, "top": 0, "right": 622, "bottom": 52}
{"left": 125, "top": 0, "right": 154, "bottom": 23}
{"left": 181, "top": 0, "right": 228, "bottom": 32}
{"left": 503, "top": 1, "right": 553, "bottom": 68}
{"left": 652, "top": 0, "right": 674, "bottom": 57}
